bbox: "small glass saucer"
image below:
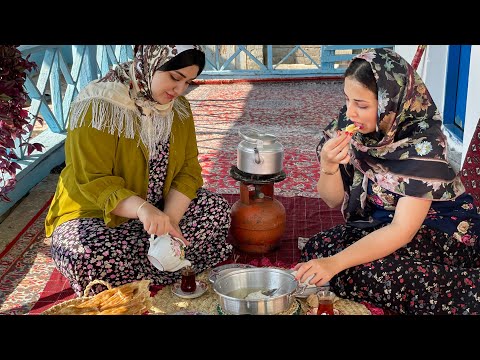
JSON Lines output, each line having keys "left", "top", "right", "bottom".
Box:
{"left": 171, "top": 280, "right": 208, "bottom": 299}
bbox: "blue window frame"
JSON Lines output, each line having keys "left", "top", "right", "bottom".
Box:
{"left": 443, "top": 45, "right": 471, "bottom": 142}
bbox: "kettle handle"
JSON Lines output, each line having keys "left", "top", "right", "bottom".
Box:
{"left": 254, "top": 147, "right": 262, "bottom": 164}
{"left": 239, "top": 128, "right": 264, "bottom": 142}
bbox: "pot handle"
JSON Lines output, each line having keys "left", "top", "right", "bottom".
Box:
{"left": 239, "top": 128, "right": 264, "bottom": 143}
{"left": 292, "top": 283, "right": 308, "bottom": 297}
{"left": 287, "top": 283, "right": 307, "bottom": 302}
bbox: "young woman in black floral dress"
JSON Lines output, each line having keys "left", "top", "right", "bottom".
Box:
{"left": 45, "top": 46, "right": 233, "bottom": 296}
{"left": 294, "top": 48, "right": 480, "bottom": 314}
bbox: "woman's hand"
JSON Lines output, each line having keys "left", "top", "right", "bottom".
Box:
{"left": 316, "top": 131, "right": 351, "bottom": 208}
{"left": 169, "top": 221, "right": 191, "bottom": 246}
{"left": 320, "top": 131, "right": 352, "bottom": 171}
{"left": 293, "top": 258, "right": 339, "bottom": 287}
{"left": 137, "top": 203, "right": 190, "bottom": 245}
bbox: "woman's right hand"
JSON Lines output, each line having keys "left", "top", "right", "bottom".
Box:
{"left": 320, "top": 131, "right": 352, "bottom": 170}
{"left": 137, "top": 203, "right": 188, "bottom": 244}
{"left": 293, "top": 258, "right": 338, "bottom": 287}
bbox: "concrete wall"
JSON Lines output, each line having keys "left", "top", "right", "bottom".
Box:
{"left": 271, "top": 45, "right": 321, "bottom": 64}
{"left": 204, "top": 45, "right": 265, "bottom": 70}
{"left": 205, "top": 45, "right": 322, "bottom": 69}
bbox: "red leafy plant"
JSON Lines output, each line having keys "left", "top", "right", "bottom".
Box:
{"left": 0, "top": 45, "right": 44, "bottom": 201}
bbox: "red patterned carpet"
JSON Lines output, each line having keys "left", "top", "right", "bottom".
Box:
{"left": 1, "top": 194, "right": 344, "bottom": 315}
{"left": 4, "top": 195, "right": 389, "bottom": 315}
{"left": 190, "top": 80, "right": 345, "bottom": 197}
{"left": 0, "top": 79, "right": 354, "bottom": 315}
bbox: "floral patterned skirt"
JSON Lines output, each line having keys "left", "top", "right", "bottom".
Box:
{"left": 51, "top": 188, "right": 233, "bottom": 296}
{"left": 301, "top": 223, "right": 480, "bottom": 315}
{"left": 51, "top": 141, "right": 233, "bottom": 296}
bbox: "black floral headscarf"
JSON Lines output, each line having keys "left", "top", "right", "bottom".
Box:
{"left": 317, "top": 47, "right": 465, "bottom": 224}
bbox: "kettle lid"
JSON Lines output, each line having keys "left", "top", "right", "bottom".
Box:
{"left": 239, "top": 127, "right": 277, "bottom": 144}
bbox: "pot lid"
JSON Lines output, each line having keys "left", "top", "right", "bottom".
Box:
{"left": 239, "top": 127, "right": 277, "bottom": 145}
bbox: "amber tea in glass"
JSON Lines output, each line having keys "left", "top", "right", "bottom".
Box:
{"left": 317, "top": 299, "right": 334, "bottom": 315}
{"left": 316, "top": 290, "right": 335, "bottom": 315}
{"left": 180, "top": 266, "right": 196, "bottom": 293}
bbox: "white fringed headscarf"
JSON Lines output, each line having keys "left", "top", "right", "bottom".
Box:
{"left": 68, "top": 45, "right": 204, "bottom": 156}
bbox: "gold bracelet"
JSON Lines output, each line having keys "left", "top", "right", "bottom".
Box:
{"left": 321, "top": 166, "right": 339, "bottom": 175}
{"left": 136, "top": 201, "right": 148, "bottom": 217}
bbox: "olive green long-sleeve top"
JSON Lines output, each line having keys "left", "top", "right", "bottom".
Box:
{"left": 45, "top": 96, "right": 203, "bottom": 237}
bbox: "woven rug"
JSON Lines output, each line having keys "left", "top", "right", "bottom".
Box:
{"left": 0, "top": 194, "right": 347, "bottom": 314}
{"left": 150, "top": 270, "right": 371, "bottom": 315}
{"left": 0, "top": 197, "right": 66, "bottom": 315}
{"left": 0, "top": 80, "right": 389, "bottom": 315}
{"left": 188, "top": 80, "right": 344, "bottom": 197}
{"left": 2, "top": 195, "right": 386, "bottom": 315}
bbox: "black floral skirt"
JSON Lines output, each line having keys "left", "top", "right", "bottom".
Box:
{"left": 301, "top": 224, "right": 480, "bottom": 315}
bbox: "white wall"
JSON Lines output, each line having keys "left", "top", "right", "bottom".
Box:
{"left": 395, "top": 45, "right": 448, "bottom": 115}
{"left": 463, "top": 45, "right": 480, "bottom": 164}
{"left": 395, "top": 45, "right": 479, "bottom": 169}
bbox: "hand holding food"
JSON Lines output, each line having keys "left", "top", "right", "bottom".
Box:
{"left": 320, "top": 131, "right": 352, "bottom": 167}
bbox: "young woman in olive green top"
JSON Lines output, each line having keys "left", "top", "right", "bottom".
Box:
{"left": 45, "top": 45, "right": 233, "bottom": 296}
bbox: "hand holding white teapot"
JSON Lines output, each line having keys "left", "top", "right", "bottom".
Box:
{"left": 147, "top": 233, "right": 192, "bottom": 272}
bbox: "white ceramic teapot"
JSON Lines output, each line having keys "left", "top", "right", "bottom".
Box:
{"left": 147, "top": 234, "right": 191, "bottom": 272}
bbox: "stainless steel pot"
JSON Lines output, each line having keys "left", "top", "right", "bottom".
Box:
{"left": 237, "top": 128, "right": 284, "bottom": 175}
{"left": 213, "top": 267, "right": 299, "bottom": 315}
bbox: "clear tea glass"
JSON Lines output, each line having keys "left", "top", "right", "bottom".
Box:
{"left": 180, "top": 266, "right": 196, "bottom": 293}
{"left": 316, "top": 290, "right": 336, "bottom": 315}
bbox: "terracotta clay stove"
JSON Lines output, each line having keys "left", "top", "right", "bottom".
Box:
{"left": 229, "top": 166, "right": 286, "bottom": 254}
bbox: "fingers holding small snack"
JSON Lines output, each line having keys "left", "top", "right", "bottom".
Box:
{"left": 343, "top": 123, "right": 359, "bottom": 136}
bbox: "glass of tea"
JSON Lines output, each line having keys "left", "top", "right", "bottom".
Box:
{"left": 316, "top": 290, "right": 336, "bottom": 315}
{"left": 180, "top": 266, "right": 197, "bottom": 293}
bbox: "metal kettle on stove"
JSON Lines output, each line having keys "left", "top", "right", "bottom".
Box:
{"left": 237, "top": 127, "right": 284, "bottom": 175}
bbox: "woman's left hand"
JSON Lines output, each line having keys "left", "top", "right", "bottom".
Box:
{"left": 293, "top": 258, "right": 338, "bottom": 287}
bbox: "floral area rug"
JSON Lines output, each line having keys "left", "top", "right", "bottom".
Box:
{"left": 0, "top": 197, "right": 68, "bottom": 315}
{"left": 0, "top": 80, "right": 370, "bottom": 315}
{"left": 1, "top": 194, "right": 349, "bottom": 314}
{"left": 188, "top": 80, "right": 344, "bottom": 197}
{"left": 1, "top": 194, "right": 384, "bottom": 315}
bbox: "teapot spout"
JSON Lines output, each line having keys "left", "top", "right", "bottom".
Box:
{"left": 171, "top": 259, "right": 192, "bottom": 272}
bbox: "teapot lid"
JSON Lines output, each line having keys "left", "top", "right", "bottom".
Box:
{"left": 239, "top": 127, "right": 277, "bottom": 144}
